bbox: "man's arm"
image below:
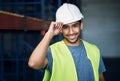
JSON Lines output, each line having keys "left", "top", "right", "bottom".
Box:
{"left": 99, "top": 73, "right": 105, "bottom": 81}
{"left": 28, "top": 22, "right": 63, "bottom": 69}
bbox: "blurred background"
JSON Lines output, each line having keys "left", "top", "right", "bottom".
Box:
{"left": 0, "top": 0, "right": 120, "bottom": 81}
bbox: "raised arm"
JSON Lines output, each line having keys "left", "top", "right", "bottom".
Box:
{"left": 28, "top": 22, "right": 63, "bottom": 69}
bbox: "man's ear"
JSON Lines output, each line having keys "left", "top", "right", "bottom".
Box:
{"left": 80, "top": 23, "right": 83, "bottom": 30}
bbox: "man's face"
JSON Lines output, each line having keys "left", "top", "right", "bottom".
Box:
{"left": 61, "top": 21, "right": 82, "bottom": 45}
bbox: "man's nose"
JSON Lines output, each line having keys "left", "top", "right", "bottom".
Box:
{"left": 69, "top": 27, "right": 74, "bottom": 34}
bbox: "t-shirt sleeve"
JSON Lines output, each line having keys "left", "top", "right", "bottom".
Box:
{"left": 99, "top": 56, "right": 106, "bottom": 74}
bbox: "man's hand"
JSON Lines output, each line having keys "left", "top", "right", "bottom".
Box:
{"left": 47, "top": 22, "right": 63, "bottom": 37}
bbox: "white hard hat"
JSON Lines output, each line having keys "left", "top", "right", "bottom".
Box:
{"left": 56, "top": 3, "right": 84, "bottom": 24}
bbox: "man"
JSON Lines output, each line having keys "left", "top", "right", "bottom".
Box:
{"left": 28, "top": 3, "right": 106, "bottom": 81}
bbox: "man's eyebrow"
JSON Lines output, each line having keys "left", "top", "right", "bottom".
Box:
{"left": 63, "top": 24, "right": 66, "bottom": 26}
{"left": 72, "top": 22, "right": 79, "bottom": 25}
{"left": 63, "top": 22, "right": 79, "bottom": 27}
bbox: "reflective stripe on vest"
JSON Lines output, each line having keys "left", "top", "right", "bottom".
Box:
{"left": 43, "top": 40, "right": 100, "bottom": 81}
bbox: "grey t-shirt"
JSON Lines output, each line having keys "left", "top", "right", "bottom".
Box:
{"left": 46, "top": 43, "right": 106, "bottom": 81}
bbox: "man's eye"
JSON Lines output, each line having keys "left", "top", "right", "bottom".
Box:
{"left": 62, "top": 25, "right": 68, "bottom": 29}
{"left": 73, "top": 23, "right": 79, "bottom": 27}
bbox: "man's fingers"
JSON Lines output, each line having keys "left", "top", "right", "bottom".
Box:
{"left": 55, "top": 22, "right": 63, "bottom": 29}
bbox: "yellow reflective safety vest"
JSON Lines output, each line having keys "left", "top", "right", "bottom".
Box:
{"left": 43, "top": 40, "right": 100, "bottom": 81}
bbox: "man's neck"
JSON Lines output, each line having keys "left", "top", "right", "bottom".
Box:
{"left": 63, "top": 39, "right": 82, "bottom": 46}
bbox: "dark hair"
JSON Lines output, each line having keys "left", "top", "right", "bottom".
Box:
{"left": 78, "top": 20, "right": 82, "bottom": 23}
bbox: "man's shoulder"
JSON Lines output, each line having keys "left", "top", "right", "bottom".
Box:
{"left": 82, "top": 40, "right": 99, "bottom": 49}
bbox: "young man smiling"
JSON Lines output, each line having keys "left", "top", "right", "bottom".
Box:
{"left": 62, "top": 20, "right": 83, "bottom": 46}
{"left": 28, "top": 3, "right": 106, "bottom": 81}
